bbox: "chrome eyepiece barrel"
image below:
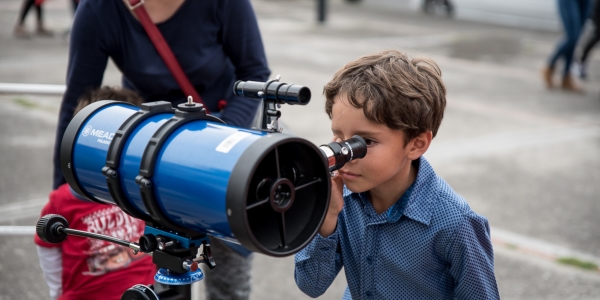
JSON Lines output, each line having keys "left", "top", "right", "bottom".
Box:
{"left": 319, "top": 136, "right": 367, "bottom": 172}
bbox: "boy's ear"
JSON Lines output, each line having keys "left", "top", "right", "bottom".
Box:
{"left": 407, "top": 131, "right": 433, "bottom": 160}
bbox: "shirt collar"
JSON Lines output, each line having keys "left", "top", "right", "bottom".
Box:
{"left": 402, "top": 156, "right": 437, "bottom": 226}
{"left": 345, "top": 156, "right": 438, "bottom": 226}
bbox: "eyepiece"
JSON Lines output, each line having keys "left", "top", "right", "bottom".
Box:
{"left": 319, "top": 135, "right": 367, "bottom": 172}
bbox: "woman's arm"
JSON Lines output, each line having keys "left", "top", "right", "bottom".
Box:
{"left": 218, "top": 0, "right": 270, "bottom": 127}
{"left": 52, "top": 3, "right": 109, "bottom": 189}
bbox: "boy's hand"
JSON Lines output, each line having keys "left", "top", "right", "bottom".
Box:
{"left": 319, "top": 138, "right": 345, "bottom": 238}
{"left": 319, "top": 171, "right": 344, "bottom": 238}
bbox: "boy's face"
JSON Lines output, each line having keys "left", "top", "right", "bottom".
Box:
{"left": 331, "top": 95, "right": 415, "bottom": 194}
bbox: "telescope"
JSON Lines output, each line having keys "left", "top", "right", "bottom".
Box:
{"left": 36, "top": 76, "right": 366, "bottom": 299}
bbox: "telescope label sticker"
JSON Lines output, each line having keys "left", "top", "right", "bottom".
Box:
{"left": 216, "top": 132, "right": 252, "bottom": 153}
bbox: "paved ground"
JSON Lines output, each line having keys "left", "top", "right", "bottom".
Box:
{"left": 1, "top": 0, "right": 600, "bottom": 299}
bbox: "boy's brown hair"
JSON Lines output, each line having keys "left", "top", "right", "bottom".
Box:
{"left": 74, "top": 86, "right": 143, "bottom": 115}
{"left": 324, "top": 50, "right": 446, "bottom": 144}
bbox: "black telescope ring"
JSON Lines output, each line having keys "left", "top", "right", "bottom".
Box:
{"left": 61, "top": 100, "right": 120, "bottom": 205}
{"left": 137, "top": 108, "right": 225, "bottom": 235}
{"left": 103, "top": 101, "right": 174, "bottom": 223}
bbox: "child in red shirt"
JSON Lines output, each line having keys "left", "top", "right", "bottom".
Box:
{"left": 34, "top": 87, "right": 155, "bottom": 300}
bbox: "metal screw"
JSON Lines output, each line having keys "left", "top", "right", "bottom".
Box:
{"left": 341, "top": 147, "right": 349, "bottom": 155}
{"left": 158, "top": 241, "right": 174, "bottom": 250}
{"left": 183, "top": 260, "right": 199, "bottom": 272}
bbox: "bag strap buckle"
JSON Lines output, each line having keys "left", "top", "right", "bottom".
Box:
{"left": 123, "top": 0, "right": 144, "bottom": 11}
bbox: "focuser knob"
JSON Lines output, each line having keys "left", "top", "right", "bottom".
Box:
{"left": 36, "top": 214, "right": 69, "bottom": 244}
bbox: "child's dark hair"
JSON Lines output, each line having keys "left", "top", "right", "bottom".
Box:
{"left": 324, "top": 50, "right": 446, "bottom": 144}
{"left": 74, "top": 86, "right": 143, "bottom": 115}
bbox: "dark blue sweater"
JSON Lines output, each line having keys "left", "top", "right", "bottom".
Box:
{"left": 53, "top": 0, "right": 270, "bottom": 189}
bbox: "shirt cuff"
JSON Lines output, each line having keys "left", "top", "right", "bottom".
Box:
{"left": 295, "top": 228, "right": 340, "bottom": 263}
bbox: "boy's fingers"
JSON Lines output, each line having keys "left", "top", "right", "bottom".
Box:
{"left": 331, "top": 173, "right": 344, "bottom": 189}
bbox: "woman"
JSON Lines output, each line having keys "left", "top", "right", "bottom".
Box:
{"left": 542, "top": 0, "right": 590, "bottom": 92}
{"left": 52, "top": 0, "right": 270, "bottom": 299}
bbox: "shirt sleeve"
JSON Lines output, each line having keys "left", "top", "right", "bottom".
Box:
{"left": 447, "top": 211, "right": 500, "bottom": 300}
{"left": 36, "top": 246, "right": 63, "bottom": 300}
{"left": 52, "top": 3, "right": 109, "bottom": 189}
{"left": 294, "top": 228, "right": 343, "bottom": 298}
{"left": 217, "top": 0, "right": 270, "bottom": 127}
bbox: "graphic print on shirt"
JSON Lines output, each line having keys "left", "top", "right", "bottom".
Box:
{"left": 81, "top": 206, "right": 147, "bottom": 276}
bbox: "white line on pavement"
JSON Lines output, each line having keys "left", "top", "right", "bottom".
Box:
{"left": 0, "top": 226, "right": 35, "bottom": 235}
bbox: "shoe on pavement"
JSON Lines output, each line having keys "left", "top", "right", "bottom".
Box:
{"left": 572, "top": 61, "right": 588, "bottom": 80}
{"left": 541, "top": 66, "right": 554, "bottom": 89}
{"left": 36, "top": 25, "right": 54, "bottom": 37}
{"left": 13, "top": 24, "right": 31, "bottom": 39}
{"left": 561, "top": 74, "right": 583, "bottom": 93}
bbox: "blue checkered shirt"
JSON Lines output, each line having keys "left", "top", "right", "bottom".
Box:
{"left": 294, "top": 156, "right": 499, "bottom": 299}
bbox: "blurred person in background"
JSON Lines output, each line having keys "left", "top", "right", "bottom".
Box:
{"left": 542, "top": 0, "right": 591, "bottom": 92}
{"left": 51, "top": 0, "right": 270, "bottom": 299}
{"left": 35, "top": 87, "right": 156, "bottom": 300}
{"left": 575, "top": 0, "right": 600, "bottom": 79}
{"left": 13, "top": 0, "right": 53, "bottom": 38}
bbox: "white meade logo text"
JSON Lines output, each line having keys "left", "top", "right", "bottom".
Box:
{"left": 81, "top": 125, "right": 115, "bottom": 145}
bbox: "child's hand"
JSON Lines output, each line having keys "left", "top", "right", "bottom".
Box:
{"left": 319, "top": 138, "right": 345, "bottom": 238}
{"left": 329, "top": 170, "right": 345, "bottom": 215}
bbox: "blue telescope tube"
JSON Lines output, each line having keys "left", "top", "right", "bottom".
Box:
{"left": 61, "top": 101, "right": 330, "bottom": 256}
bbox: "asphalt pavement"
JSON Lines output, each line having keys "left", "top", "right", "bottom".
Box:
{"left": 1, "top": 0, "right": 600, "bottom": 299}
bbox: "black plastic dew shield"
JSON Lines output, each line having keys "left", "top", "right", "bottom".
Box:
{"left": 226, "top": 134, "right": 331, "bottom": 257}
{"left": 60, "top": 100, "right": 124, "bottom": 204}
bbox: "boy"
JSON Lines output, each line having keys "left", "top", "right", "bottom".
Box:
{"left": 294, "top": 50, "right": 499, "bottom": 299}
{"left": 34, "top": 86, "right": 155, "bottom": 300}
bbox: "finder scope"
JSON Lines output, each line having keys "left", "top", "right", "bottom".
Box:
{"left": 233, "top": 80, "right": 311, "bottom": 105}
{"left": 59, "top": 99, "right": 365, "bottom": 257}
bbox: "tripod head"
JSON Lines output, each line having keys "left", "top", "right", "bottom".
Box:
{"left": 36, "top": 214, "right": 214, "bottom": 300}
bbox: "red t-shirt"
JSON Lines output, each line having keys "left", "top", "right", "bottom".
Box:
{"left": 34, "top": 184, "right": 156, "bottom": 300}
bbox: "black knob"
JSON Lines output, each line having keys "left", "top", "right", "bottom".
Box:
{"left": 36, "top": 214, "right": 69, "bottom": 244}
{"left": 120, "top": 284, "right": 159, "bottom": 300}
{"left": 139, "top": 234, "right": 158, "bottom": 253}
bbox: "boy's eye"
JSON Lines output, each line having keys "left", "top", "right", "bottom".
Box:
{"left": 364, "top": 139, "right": 375, "bottom": 146}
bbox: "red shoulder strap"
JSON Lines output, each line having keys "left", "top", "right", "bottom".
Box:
{"left": 125, "top": 0, "right": 209, "bottom": 113}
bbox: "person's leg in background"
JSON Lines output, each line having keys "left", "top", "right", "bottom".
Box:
{"left": 35, "top": 0, "right": 53, "bottom": 37}
{"left": 71, "top": 0, "right": 79, "bottom": 15}
{"left": 559, "top": 0, "right": 588, "bottom": 91}
{"left": 577, "top": 0, "right": 600, "bottom": 79}
{"left": 203, "top": 238, "right": 253, "bottom": 300}
{"left": 14, "top": 0, "right": 35, "bottom": 38}
{"left": 544, "top": 0, "right": 585, "bottom": 90}
{"left": 14, "top": 0, "right": 52, "bottom": 38}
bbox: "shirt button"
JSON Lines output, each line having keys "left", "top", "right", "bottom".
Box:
{"left": 365, "top": 291, "right": 373, "bottom": 297}
{"left": 366, "top": 256, "right": 373, "bottom": 264}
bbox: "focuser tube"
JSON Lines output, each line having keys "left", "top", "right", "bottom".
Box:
{"left": 319, "top": 135, "right": 367, "bottom": 172}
